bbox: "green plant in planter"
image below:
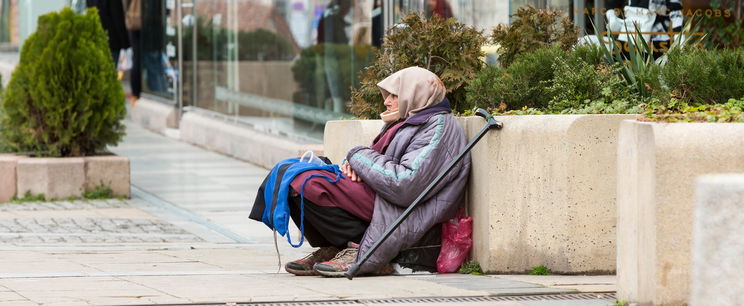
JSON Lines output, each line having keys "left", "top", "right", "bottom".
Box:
{"left": 643, "top": 98, "right": 744, "bottom": 123}
{"left": 467, "top": 46, "right": 566, "bottom": 111}
{"left": 662, "top": 48, "right": 744, "bottom": 105}
{"left": 0, "top": 8, "right": 125, "bottom": 157}
{"left": 350, "top": 14, "right": 485, "bottom": 119}
{"left": 547, "top": 57, "right": 638, "bottom": 113}
{"left": 491, "top": 5, "right": 578, "bottom": 67}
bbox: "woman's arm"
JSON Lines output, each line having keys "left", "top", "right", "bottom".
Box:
{"left": 346, "top": 115, "right": 461, "bottom": 207}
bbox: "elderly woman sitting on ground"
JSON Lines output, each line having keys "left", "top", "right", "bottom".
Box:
{"left": 250, "top": 66, "right": 470, "bottom": 277}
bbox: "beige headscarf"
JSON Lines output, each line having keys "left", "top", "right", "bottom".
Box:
{"left": 377, "top": 66, "right": 446, "bottom": 121}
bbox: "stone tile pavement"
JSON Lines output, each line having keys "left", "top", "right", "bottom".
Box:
{"left": 0, "top": 120, "right": 618, "bottom": 305}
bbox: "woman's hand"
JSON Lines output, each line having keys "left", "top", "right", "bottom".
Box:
{"left": 341, "top": 161, "right": 363, "bottom": 182}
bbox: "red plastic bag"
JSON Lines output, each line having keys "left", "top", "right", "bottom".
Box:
{"left": 436, "top": 214, "right": 473, "bottom": 273}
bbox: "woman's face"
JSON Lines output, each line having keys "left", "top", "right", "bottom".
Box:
{"left": 384, "top": 94, "right": 399, "bottom": 112}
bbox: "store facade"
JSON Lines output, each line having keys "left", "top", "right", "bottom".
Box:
{"left": 2, "top": 0, "right": 740, "bottom": 141}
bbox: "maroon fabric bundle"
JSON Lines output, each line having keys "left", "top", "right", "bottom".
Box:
{"left": 289, "top": 121, "right": 406, "bottom": 222}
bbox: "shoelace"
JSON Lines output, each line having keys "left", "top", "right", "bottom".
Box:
{"left": 330, "top": 247, "right": 358, "bottom": 262}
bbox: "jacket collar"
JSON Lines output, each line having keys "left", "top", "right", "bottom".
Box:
{"left": 403, "top": 97, "right": 452, "bottom": 126}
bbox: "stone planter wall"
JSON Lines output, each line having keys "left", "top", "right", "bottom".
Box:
{"left": 0, "top": 154, "right": 130, "bottom": 201}
{"left": 325, "top": 114, "right": 636, "bottom": 274}
{"left": 616, "top": 120, "right": 744, "bottom": 306}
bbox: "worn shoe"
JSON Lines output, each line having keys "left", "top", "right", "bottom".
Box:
{"left": 314, "top": 243, "right": 395, "bottom": 277}
{"left": 285, "top": 246, "right": 339, "bottom": 276}
{"left": 314, "top": 244, "right": 359, "bottom": 277}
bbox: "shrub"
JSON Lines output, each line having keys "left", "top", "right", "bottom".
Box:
{"left": 0, "top": 75, "right": 9, "bottom": 153}
{"left": 0, "top": 8, "right": 125, "bottom": 157}
{"left": 491, "top": 5, "right": 578, "bottom": 67}
{"left": 467, "top": 44, "right": 646, "bottom": 114}
{"left": 547, "top": 58, "right": 635, "bottom": 113}
{"left": 350, "top": 14, "right": 485, "bottom": 118}
{"left": 467, "top": 46, "right": 567, "bottom": 110}
{"left": 662, "top": 48, "right": 744, "bottom": 105}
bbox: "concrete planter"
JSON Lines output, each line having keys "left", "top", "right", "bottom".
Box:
{"left": 0, "top": 154, "right": 130, "bottom": 201}
{"left": 0, "top": 154, "right": 27, "bottom": 202}
{"left": 616, "top": 120, "right": 744, "bottom": 306}
{"left": 325, "top": 114, "right": 636, "bottom": 274}
{"left": 466, "top": 114, "right": 636, "bottom": 274}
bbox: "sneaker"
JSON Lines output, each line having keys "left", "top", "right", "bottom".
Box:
{"left": 314, "top": 242, "right": 395, "bottom": 277}
{"left": 314, "top": 243, "right": 359, "bottom": 277}
{"left": 285, "top": 246, "right": 339, "bottom": 276}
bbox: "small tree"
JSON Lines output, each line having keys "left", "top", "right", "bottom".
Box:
{"left": 491, "top": 5, "right": 578, "bottom": 67}
{"left": 1, "top": 8, "right": 125, "bottom": 157}
{"left": 350, "top": 14, "right": 485, "bottom": 118}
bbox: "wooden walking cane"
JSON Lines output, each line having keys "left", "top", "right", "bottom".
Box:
{"left": 345, "top": 108, "right": 502, "bottom": 280}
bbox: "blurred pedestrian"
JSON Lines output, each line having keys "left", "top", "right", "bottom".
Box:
{"left": 122, "top": 0, "right": 141, "bottom": 104}
{"left": 86, "top": 0, "right": 130, "bottom": 69}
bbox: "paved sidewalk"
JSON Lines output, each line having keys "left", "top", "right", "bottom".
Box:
{"left": 0, "top": 121, "right": 618, "bottom": 305}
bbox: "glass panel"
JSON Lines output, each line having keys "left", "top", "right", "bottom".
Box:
{"left": 140, "top": 0, "right": 177, "bottom": 99}
{"left": 188, "top": 0, "right": 375, "bottom": 142}
{"left": 0, "top": 0, "right": 10, "bottom": 43}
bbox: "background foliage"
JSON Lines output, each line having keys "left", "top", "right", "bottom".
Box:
{"left": 0, "top": 8, "right": 126, "bottom": 157}
{"left": 466, "top": 8, "right": 744, "bottom": 121}
{"left": 291, "top": 43, "right": 375, "bottom": 109}
{"left": 0, "top": 74, "right": 10, "bottom": 153}
{"left": 350, "top": 14, "right": 485, "bottom": 119}
{"left": 182, "top": 18, "right": 296, "bottom": 61}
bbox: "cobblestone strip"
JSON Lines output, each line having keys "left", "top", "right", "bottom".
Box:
{"left": 0, "top": 200, "right": 128, "bottom": 211}
{"left": 0, "top": 218, "right": 203, "bottom": 243}
{"left": 0, "top": 199, "right": 204, "bottom": 243}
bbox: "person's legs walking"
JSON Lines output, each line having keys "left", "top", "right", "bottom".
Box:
{"left": 128, "top": 30, "right": 142, "bottom": 99}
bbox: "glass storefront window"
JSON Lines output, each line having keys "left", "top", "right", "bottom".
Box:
{"left": 0, "top": 0, "right": 10, "bottom": 43}
{"left": 180, "top": 0, "right": 375, "bottom": 141}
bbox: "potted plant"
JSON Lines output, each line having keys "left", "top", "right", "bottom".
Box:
{"left": 0, "top": 8, "right": 130, "bottom": 201}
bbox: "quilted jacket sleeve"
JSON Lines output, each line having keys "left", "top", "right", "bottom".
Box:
{"left": 345, "top": 114, "right": 460, "bottom": 207}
